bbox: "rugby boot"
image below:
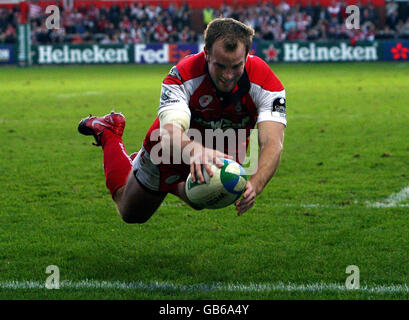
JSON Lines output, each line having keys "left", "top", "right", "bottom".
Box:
{"left": 78, "top": 111, "right": 125, "bottom": 146}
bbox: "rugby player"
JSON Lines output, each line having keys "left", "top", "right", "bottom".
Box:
{"left": 78, "top": 18, "right": 286, "bottom": 223}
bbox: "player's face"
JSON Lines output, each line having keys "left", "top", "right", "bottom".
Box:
{"left": 205, "top": 39, "right": 247, "bottom": 93}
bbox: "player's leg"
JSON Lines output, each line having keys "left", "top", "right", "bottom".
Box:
{"left": 78, "top": 112, "right": 165, "bottom": 223}
{"left": 131, "top": 147, "right": 204, "bottom": 211}
{"left": 112, "top": 174, "right": 167, "bottom": 224}
{"left": 111, "top": 151, "right": 167, "bottom": 223}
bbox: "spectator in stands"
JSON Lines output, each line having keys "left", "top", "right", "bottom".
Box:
{"left": 401, "top": 17, "right": 409, "bottom": 36}
{"left": 203, "top": 6, "right": 214, "bottom": 28}
{"left": 100, "top": 34, "right": 111, "bottom": 44}
{"left": 327, "top": 0, "right": 341, "bottom": 22}
{"left": 154, "top": 21, "right": 168, "bottom": 43}
{"left": 49, "top": 28, "right": 66, "bottom": 44}
{"left": 277, "top": 0, "right": 290, "bottom": 15}
{"left": 283, "top": 15, "right": 296, "bottom": 33}
{"left": 386, "top": 0, "right": 399, "bottom": 17}
{"left": 1, "top": 1, "right": 409, "bottom": 45}
{"left": 3, "top": 23, "right": 16, "bottom": 44}
{"left": 387, "top": 9, "right": 399, "bottom": 30}
{"left": 376, "top": 25, "right": 395, "bottom": 40}
{"left": 395, "top": 19, "right": 406, "bottom": 36}
{"left": 71, "top": 33, "right": 83, "bottom": 44}
{"left": 363, "top": 21, "right": 376, "bottom": 40}
{"left": 261, "top": 24, "right": 275, "bottom": 41}
{"left": 179, "top": 25, "right": 190, "bottom": 43}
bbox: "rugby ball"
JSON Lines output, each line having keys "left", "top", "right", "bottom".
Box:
{"left": 185, "top": 158, "right": 247, "bottom": 209}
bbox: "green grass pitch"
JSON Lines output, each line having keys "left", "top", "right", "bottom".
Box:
{"left": 0, "top": 62, "right": 408, "bottom": 300}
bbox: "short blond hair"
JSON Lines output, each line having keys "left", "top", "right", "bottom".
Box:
{"left": 204, "top": 18, "right": 255, "bottom": 55}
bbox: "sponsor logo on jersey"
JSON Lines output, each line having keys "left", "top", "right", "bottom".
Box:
{"left": 168, "top": 66, "right": 181, "bottom": 80}
{"left": 272, "top": 97, "right": 286, "bottom": 114}
{"left": 161, "top": 87, "right": 171, "bottom": 101}
{"left": 193, "top": 116, "right": 252, "bottom": 130}
{"left": 234, "top": 102, "right": 243, "bottom": 113}
{"left": 199, "top": 95, "right": 213, "bottom": 108}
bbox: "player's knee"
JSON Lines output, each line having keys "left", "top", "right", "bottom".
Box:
{"left": 119, "top": 209, "right": 152, "bottom": 224}
{"left": 121, "top": 214, "right": 149, "bottom": 224}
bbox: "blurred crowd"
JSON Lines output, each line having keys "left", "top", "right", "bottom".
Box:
{"left": 1, "top": 1, "right": 409, "bottom": 45}
{"left": 218, "top": 0, "right": 409, "bottom": 41}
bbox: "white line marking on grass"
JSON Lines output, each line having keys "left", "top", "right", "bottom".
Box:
{"left": 1, "top": 280, "right": 409, "bottom": 294}
{"left": 367, "top": 185, "right": 409, "bottom": 208}
{"left": 57, "top": 91, "right": 102, "bottom": 98}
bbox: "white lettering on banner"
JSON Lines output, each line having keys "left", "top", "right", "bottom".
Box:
{"left": 0, "top": 49, "right": 10, "bottom": 61}
{"left": 317, "top": 46, "right": 328, "bottom": 61}
{"left": 298, "top": 47, "right": 309, "bottom": 61}
{"left": 37, "top": 45, "right": 129, "bottom": 64}
{"left": 134, "top": 44, "right": 169, "bottom": 63}
{"left": 52, "top": 48, "right": 63, "bottom": 63}
{"left": 283, "top": 43, "right": 378, "bottom": 62}
{"left": 341, "top": 43, "right": 353, "bottom": 60}
{"left": 354, "top": 46, "right": 364, "bottom": 60}
{"left": 329, "top": 46, "right": 341, "bottom": 61}
{"left": 83, "top": 48, "right": 93, "bottom": 63}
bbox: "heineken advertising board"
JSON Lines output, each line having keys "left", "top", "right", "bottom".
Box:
{"left": 33, "top": 44, "right": 131, "bottom": 64}
{"left": 30, "top": 41, "right": 408, "bottom": 65}
{"left": 382, "top": 41, "right": 409, "bottom": 61}
{"left": 32, "top": 43, "right": 200, "bottom": 65}
{"left": 259, "top": 41, "right": 382, "bottom": 63}
{"left": 0, "top": 45, "right": 15, "bottom": 65}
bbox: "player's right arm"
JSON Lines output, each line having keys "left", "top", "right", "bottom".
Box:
{"left": 158, "top": 66, "right": 230, "bottom": 183}
{"left": 160, "top": 123, "right": 229, "bottom": 183}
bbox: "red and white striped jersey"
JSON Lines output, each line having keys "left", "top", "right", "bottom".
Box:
{"left": 143, "top": 51, "right": 286, "bottom": 162}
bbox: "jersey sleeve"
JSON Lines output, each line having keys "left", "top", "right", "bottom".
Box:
{"left": 158, "top": 66, "right": 190, "bottom": 114}
{"left": 247, "top": 56, "right": 287, "bottom": 127}
{"left": 157, "top": 66, "right": 191, "bottom": 130}
{"left": 253, "top": 86, "right": 287, "bottom": 126}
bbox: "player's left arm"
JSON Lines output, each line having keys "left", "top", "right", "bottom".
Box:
{"left": 235, "top": 122, "right": 285, "bottom": 216}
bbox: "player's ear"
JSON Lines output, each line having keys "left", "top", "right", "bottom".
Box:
{"left": 204, "top": 46, "right": 209, "bottom": 62}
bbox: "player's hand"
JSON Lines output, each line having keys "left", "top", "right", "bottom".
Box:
{"left": 235, "top": 181, "right": 256, "bottom": 216}
{"left": 189, "top": 143, "right": 232, "bottom": 184}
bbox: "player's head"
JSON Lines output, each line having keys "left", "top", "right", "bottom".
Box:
{"left": 204, "top": 18, "right": 255, "bottom": 93}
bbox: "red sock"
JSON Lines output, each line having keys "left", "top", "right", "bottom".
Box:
{"left": 101, "top": 130, "right": 132, "bottom": 197}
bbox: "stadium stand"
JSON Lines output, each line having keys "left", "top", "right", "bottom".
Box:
{"left": 1, "top": 0, "right": 409, "bottom": 44}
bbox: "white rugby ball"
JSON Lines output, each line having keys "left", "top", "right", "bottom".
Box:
{"left": 185, "top": 158, "right": 247, "bottom": 209}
